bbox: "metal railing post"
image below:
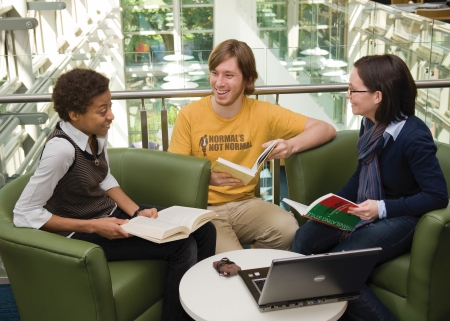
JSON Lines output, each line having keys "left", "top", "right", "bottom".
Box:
{"left": 161, "top": 98, "right": 169, "bottom": 151}
{"left": 271, "top": 93, "right": 281, "bottom": 205}
{"left": 140, "top": 98, "right": 149, "bottom": 149}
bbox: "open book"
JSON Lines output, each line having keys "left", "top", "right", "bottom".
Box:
{"left": 121, "top": 206, "right": 217, "bottom": 243}
{"left": 282, "top": 193, "right": 361, "bottom": 231}
{"left": 211, "top": 139, "right": 278, "bottom": 185}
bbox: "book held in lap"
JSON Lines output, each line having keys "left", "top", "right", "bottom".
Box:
{"left": 283, "top": 193, "right": 361, "bottom": 230}
{"left": 212, "top": 139, "right": 278, "bottom": 185}
{"left": 121, "top": 206, "right": 217, "bottom": 243}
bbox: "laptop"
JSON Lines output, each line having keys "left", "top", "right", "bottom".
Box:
{"left": 238, "top": 247, "right": 382, "bottom": 312}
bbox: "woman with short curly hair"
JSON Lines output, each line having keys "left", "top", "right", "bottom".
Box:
{"left": 14, "top": 68, "right": 216, "bottom": 321}
{"left": 52, "top": 68, "right": 110, "bottom": 121}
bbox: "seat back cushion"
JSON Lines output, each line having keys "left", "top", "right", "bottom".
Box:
{"left": 108, "top": 148, "right": 211, "bottom": 209}
{"left": 284, "top": 130, "right": 359, "bottom": 224}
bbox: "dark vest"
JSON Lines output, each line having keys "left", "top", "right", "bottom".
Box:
{"left": 44, "top": 124, "right": 116, "bottom": 236}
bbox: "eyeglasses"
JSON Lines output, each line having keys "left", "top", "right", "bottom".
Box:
{"left": 347, "top": 88, "right": 369, "bottom": 96}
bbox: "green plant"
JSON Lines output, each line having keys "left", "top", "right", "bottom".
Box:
{"left": 167, "top": 105, "right": 179, "bottom": 125}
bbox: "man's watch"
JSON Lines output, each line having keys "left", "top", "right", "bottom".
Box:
{"left": 132, "top": 207, "right": 144, "bottom": 218}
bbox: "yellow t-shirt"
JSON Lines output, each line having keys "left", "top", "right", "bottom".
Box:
{"left": 168, "top": 95, "right": 308, "bottom": 204}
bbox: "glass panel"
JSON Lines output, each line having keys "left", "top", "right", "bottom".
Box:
{"left": 182, "top": 0, "right": 213, "bottom": 4}
{"left": 257, "top": 3, "right": 287, "bottom": 28}
{"left": 124, "top": 34, "right": 175, "bottom": 67}
{"left": 126, "top": 97, "right": 201, "bottom": 147}
{"left": 182, "top": 33, "right": 213, "bottom": 59}
{"left": 184, "top": 49, "right": 211, "bottom": 89}
{"left": 431, "top": 20, "right": 450, "bottom": 80}
{"left": 124, "top": 46, "right": 213, "bottom": 91}
{"left": 253, "top": 0, "right": 450, "bottom": 142}
{"left": 127, "top": 99, "right": 163, "bottom": 148}
{"left": 182, "top": 7, "right": 213, "bottom": 30}
{"left": 122, "top": 8, "right": 174, "bottom": 32}
{"left": 121, "top": 0, "right": 173, "bottom": 5}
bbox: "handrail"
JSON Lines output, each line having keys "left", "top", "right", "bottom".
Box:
{"left": 1, "top": 79, "right": 450, "bottom": 201}
{"left": 1, "top": 79, "right": 450, "bottom": 103}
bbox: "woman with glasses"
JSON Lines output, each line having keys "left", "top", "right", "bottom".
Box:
{"left": 291, "top": 54, "right": 448, "bottom": 321}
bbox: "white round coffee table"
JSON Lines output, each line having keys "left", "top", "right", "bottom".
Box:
{"left": 179, "top": 249, "right": 347, "bottom": 321}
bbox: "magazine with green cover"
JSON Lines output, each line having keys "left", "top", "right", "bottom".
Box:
{"left": 282, "top": 193, "right": 361, "bottom": 231}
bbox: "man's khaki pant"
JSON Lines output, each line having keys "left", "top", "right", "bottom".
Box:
{"left": 207, "top": 198, "right": 299, "bottom": 254}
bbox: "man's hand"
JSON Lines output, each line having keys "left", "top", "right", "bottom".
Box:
{"left": 91, "top": 217, "right": 131, "bottom": 240}
{"left": 263, "top": 139, "right": 293, "bottom": 160}
{"left": 136, "top": 208, "right": 158, "bottom": 219}
{"left": 347, "top": 200, "right": 379, "bottom": 220}
{"left": 210, "top": 171, "right": 243, "bottom": 186}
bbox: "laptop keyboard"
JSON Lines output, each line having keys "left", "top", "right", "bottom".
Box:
{"left": 254, "top": 279, "right": 266, "bottom": 292}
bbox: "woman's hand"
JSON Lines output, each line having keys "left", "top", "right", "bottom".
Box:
{"left": 348, "top": 200, "right": 379, "bottom": 221}
{"left": 94, "top": 208, "right": 158, "bottom": 239}
{"left": 137, "top": 208, "right": 158, "bottom": 219}
{"left": 91, "top": 217, "right": 131, "bottom": 239}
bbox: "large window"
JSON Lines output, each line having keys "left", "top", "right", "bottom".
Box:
{"left": 121, "top": 0, "right": 213, "bottom": 147}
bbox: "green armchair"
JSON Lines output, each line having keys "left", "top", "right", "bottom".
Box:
{"left": 0, "top": 148, "right": 211, "bottom": 321}
{"left": 284, "top": 130, "right": 450, "bottom": 321}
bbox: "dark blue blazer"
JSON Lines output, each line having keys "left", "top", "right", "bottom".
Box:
{"left": 338, "top": 115, "right": 448, "bottom": 218}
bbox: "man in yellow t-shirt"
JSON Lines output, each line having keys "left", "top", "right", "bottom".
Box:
{"left": 169, "top": 39, "right": 336, "bottom": 254}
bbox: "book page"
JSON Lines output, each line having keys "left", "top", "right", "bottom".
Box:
{"left": 211, "top": 140, "right": 278, "bottom": 185}
{"left": 214, "top": 158, "right": 255, "bottom": 176}
{"left": 283, "top": 195, "right": 360, "bottom": 230}
{"left": 212, "top": 159, "right": 255, "bottom": 185}
{"left": 253, "top": 139, "right": 278, "bottom": 171}
{"left": 126, "top": 230, "right": 189, "bottom": 244}
{"left": 282, "top": 198, "right": 309, "bottom": 215}
{"left": 121, "top": 216, "right": 189, "bottom": 240}
{"left": 157, "top": 206, "right": 215, "bottom": 231}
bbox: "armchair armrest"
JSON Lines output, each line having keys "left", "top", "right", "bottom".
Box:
{"left": 371, "top": 203, "right": 450, "bottom": 321}
{"left": 0, "top": 173, "right": 116, "bottom": 321}
{"left": 407, "top": 203, "right": 450, "bottom": 321}
{"left": 0, "top": 225, "right": 116, "bottom": 321}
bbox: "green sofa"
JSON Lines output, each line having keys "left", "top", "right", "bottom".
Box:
{"left": 285, "top": 130, "right": 450, "bottom": 321}
{"left": 0, "top": 148, "right": 211, "bottom": 321}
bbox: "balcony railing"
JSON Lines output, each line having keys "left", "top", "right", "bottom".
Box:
{"left": 1, "top": 80, "right": 450, "bottom": 195}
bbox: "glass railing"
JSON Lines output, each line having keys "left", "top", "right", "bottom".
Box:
{"left": 258, "top": 1, "right": 450, "bottom": 79}
{"left": 124, "top": 49, "right": 211, "bottom": 91}
{"left": 1, "top": 80, "right": 449, "bottom": 169}
{"left": 254, "top": 0, "right": 450, "bottom": 140}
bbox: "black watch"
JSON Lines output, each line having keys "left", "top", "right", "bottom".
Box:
{"left": 132, "top": 207, "right": 144, "bottom": 218}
